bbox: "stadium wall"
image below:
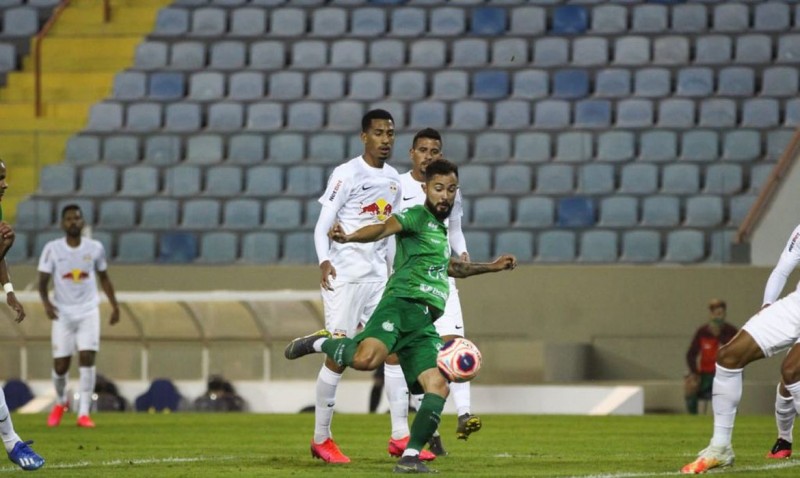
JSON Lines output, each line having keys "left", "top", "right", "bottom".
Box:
{"left": 6, "top": 264, "right": 794, "bottom": 414}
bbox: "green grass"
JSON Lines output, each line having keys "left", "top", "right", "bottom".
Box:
{"left": 4, "top": 413, "right": 800, "bottom": 477}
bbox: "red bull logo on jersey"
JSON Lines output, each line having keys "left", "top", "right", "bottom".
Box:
{"left": 359, "top": 198, "right": 393, "bottom": 221}
{"left": 62, "top": 269, "right": 89, "bottom": 283}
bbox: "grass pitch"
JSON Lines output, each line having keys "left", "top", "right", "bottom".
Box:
{"left": 4, "top": 413, "right": 800, "bottom": 477}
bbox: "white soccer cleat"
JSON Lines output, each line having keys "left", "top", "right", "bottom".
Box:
{"left": 681, "top": 444, "right": 735, "bottom": 474}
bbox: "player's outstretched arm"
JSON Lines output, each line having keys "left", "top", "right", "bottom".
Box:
{"left": 329, "top": 216, "right": 403, "bottom": 244}
{"left": 448, "top": 254, "right": 516, "bottom": 279}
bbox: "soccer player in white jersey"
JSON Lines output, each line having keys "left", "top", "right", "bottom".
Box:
{"left": 312, "top": 109, "right": 435, "bottom": 463}
{"left": 399, "top": 128, "right": 478, "bottom": 456}
{"left": 681, "top": 224, "right": 800, "bottom": 474}
{"left": 38, "top": 204, "right": 120, "bottom": 429}
{"left": 0, "top": 158, "right": 45, "bottom": 470}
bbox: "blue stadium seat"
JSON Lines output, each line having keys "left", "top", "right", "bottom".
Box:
{"left": 552, "top": 5, "right": 587, "bottom": 34}
{"left": 578, "top": 230, "right": 618, "bottom": 263}
{"left": 574, "top": 100, "right": 611, "bottom": 128}
{"left": 735, "top": 35, "right": 772, "bottom": 64}
{"left": 577, "top": 164, "right": 614, "bottom": 195}
{"left": 473, "top": 70, "right": 509, "bottom": 99}
{"left": 198, "top": 232, "right": 238, "bottom": 263}
{"left": 553, "top": 70, "right": 588, "bottom": 99}
{"left": 699, "top": 99, "right": 736, "bottom": 128}
{"left": 557, "top": 197, "right": 595, "bottom": 228}
{"left": 430, "top": 7, "right": 465, "bottom": 36}
{"left": 473, "top": 133, "right": 511, "bottom": 164}
{"left": 741, "top": 99, "right": 779, "bottom": 128}
{"left": 208, "top": 103, "right": 243, "bottom": 131}
{"left": 241, "top": 232, "right": 279, "bottom": 264}
{"left": 0, "top": 44, "right": 16, "bottom": 72}
{"left": 632, "top": 4, "right": 667, "bottom": 33}
{"left": 662, "top": 164, "right": 700, "bottom": 194}
{"left": 672, "top": 4, "right": 707, "bottom": 33}
{"left": 713, "top": 4, "right": 749, "bottom": 32}
{"left": 537, "top": 231, "right": 576, "bottom": 263}
{"left": 87, "top": 103, "right": 123, "bottom": 132}
{"left": 755, "top": 2, "right": 790, "bottom": 31}
{"left": 451, "top": 101, "right": 488, "bottom": 130}
{"left": 5, "top": 231, "right": 28, "bottom": 263}
{"left": 308, "top": 134, "right": 345, "bottom": 164}
{"left": 126, "top": 103, "right": 161, "bottom": 132}
{"left": 328, "top": 101, "right": 364, "bottom": 131}
{"left": 722, "top": 131, "right": 760, "bottom": 162}
{"left": 597, "top": 131, "right": 634, "bottom": 162}
{"left": 621, "top": 231, "right": 661, "bottom": 263}
{"left": 777, "top": 34, "right": 800, "bottom": 63}
{"left": 767, "top": 130, "right": 794, "bottom": 160}
{"left": 494, "top": 231, "right": 533, "bottom": 263}
{"left": 390, "top": 71, "right": 426, "bottom": 100}
{"left": 182, "top": 199, "right": 221, "bottom": 229}
{"left": 268, "top": 134, "right": 304, "bottom": 164}
{"left": 641, "top": 196, "right": 680, "bottom": 227}
{"left": 459, "top": 165, "right": 491, "bottom": 194}
{"left": 291, "top": 41, "right": 326, "bottom": 69}
{"left": 461, "top": 231, "right": 489, "bottom": 262}
{"left": 286, "top": 165, "right": 323, "bottom": 195}
{"left": 471, "top": 7, "right": 506, "bottom": 36}
{"left": 287, "top": 102, "right": 324, "bottom": 131}
{"left": 619, "top": 164, "right": 657, "bottom": 194}
{"left": 170, "top": 41, "right": 205, "bottom": 70}
{"left": 117, "top": 232, "right": 156, "bottom": 263}
{"left": 223, "top": 199, "right": 261, "bottom": 229}
{"left": 2, "top": 7, "right": 38, "bottom": 36}
{"left": 191, "top": 7, "right": 226, "bottom": 36}
{"left": 695, "top": 35, "right": 732, "bottom": 65}
{"left": 613, "top": 37, "right": 650, "bottom": 65}
{"left": 665, "top": 230, "right": 705, "bottom": 264}
{"left": 369, "top": 39, "right": 404, "bottom": 68}
{"left": 148, "top": 72, "right": 184, "bottom": 100}
{"left": 246, "top": 102, "right": 283, "bottom": 131}
{"left": 16, "top": 199, "right": 52, "bottom": 230}
{"left": 598, "top": 196, "right": 638, "bottom": 227}
{"left": 390, "top": 7, "right": 425, "bottom": 37}
{"left": 535, "top": 164, "right": 574, "bottom": 194}
{"left": 331, "top": 40, "right": 366, "bottom": 69}
{"left": 311, "top": 7, "right": 346, "bottom": 37}
{"left": 705, "top": 164, "right": 742, "bottom": 195}
{"left": 140, "top": 199, "right": 179, "bottom": 229}
{"left": 729, "top": 195, "right": 756, "bottom": 227}
{"left": 164, "top": 165, "right": 200, "bottom": 197}
{"left": 282, "top": 232, "right": 315, "bottom": 264}
{"left": 158, "top": 232, "right": 198, "bottom": 264}
{"left": 556, "top": 132, "right": 592, "bottom": 163}
{"left": 349, "top": 71, "right": 384, "bottom": 100}
{"left": 676, "top": 68, "right": 713, "bottom": 97}
{"left": 432, "top": 71, "right": 467, "bottom": 100}
{"left": 534, "top": 100, "right": 570, "bottom": 129}
{"left": 410, "top": 101, "right": 447, "bottom": 129}
{"left": 228, "top": 72, "right": 264, "bottom": 100}
{"left": 762, "top": 67, "right": 799, "bottom": 97}
{"left": 308, "top": 71, "right": 344, "bottom": 100}
{"left": 616, "top": 99, "right": 653, "bottom": 127}
{"left": 164, "top": 103, "right": 200, "bottom": 132}
{"left": 98, "top": 199, "right": 136, "bottom": 230}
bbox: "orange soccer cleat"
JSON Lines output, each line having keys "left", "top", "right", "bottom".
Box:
{"left": 76, "top": 415, "right": 96, "bottom": 428}
{"left": 310, "top": 438, "right": 350, "bottom": 464}
{"left": 388, "top": 436, "right": 436, "bottom": 462}
{"left": 46, "top": 404, "right": 68, "bottom": 427}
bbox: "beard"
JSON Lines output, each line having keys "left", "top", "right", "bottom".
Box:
{"left": 425, "top": 199, "right": 452, "bottom": 222}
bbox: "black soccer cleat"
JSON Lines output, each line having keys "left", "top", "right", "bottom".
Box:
{"left": 427, "top": 434, "right": 447, "bottom": 457}
{"left": 456, "top": 413, "right": 482, "bottom": 440}
{"left": 767, "top": 437, "right": 792, "bottom": 459}
{"left": 393, "top": 455, "right": 437, "bottom": 474}
{"left": 284, "top": 329, "right": 331, "bottom": 360}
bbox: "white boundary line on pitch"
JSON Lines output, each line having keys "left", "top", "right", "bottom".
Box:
{"left": 0, "top": 455, "right": 236, "bottom": 472}
{"left": 570, "top": 459, "right": 800, "bottom": 477}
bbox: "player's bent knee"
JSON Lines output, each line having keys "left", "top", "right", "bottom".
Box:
{"left": 781, "top": 361, "right": 800, "bottom": 385}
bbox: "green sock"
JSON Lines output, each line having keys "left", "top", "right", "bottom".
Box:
{"left": 686, "top": 397, "right": 698, "bottom": 415}
{"left": 321, "top": 337, "right": 357, "bottom": 367}
{"left": 408, "top": 393, "right": 446, "bottom": 452}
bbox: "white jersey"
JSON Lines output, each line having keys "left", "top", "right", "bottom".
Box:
{"left": 762, "top": 224, "right": 800, "bottom": 306}
{"left": 318, "top": 156, "right": 402, "bottom": 282}
{"left": 37, "top": 237, "right": 108, "bottom": 316}
{"left": 398, "top": 171, "right": 464, "bottom": 238}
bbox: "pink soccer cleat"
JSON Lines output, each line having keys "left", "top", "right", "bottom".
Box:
{"left": 310, "top": 438, "right": 350, "bottom": 464}
{"left": 388, "top": 436, "right": 436, "bottom": 462}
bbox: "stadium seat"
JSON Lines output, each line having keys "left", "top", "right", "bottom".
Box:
{"left": 250, "top": 41, "right": 285, "bottom": 69}
{"left": 191, "top": 8, "right": 226, "bottom": 36}
{"left": 164, "top": 103, "right": 201, "bottom": 132}
{"left": 140, "top": 199, "right": 179, "bottom": 229}
{"left": 735, "top": 35, "right": 772, "bottom": 64}
{"left": 537, "top": 231, "right": 576, "bottom": 263}
{"left": 15, "top": 199, "right": 52, "bottom": 230}
{"left": 182, "top": 199, "right": 220, "bottom": 229}
{"left": 390, "top": 71, "right": 426, "bottom": 100}
{"left": 577, "top": 164, "right": 614, "bottom": 195}
{"left": 186, "top": 135, "right": 223, "bottom": 164}
{"left": 553, "top": 70, "right": 588, "bottom": 99}
{"left": 621, "top": 231, "right": 661, "bottom": 263}
{"left": 787, "top": 100, "right": 800, "bottom": 126}
{"left": 492, "top": 38, "right": 527, "bottom": 67}
{"left": 458, "top": 165, "right": 491, "bottom": 194}
{"left": 535, "top": 164, "right": 573, "bottom": 195}
{"left": 281, "top": 232, "right": 315, "bottom": 264}
{"left": 117, "top": 232, "right": 156, "bottom": 263}
{"left": 681, "top": 130, "right": 719, "bottom": 162}
{"left": 244, "top": 165, "right": 283, "bottom": 197}
{"left": 330, "top": 40, "right": 366, "bottom": 69}
{"left": 164, "top": 165, "right": 201, "bottom": 197}
{"left": 722, "top": 131, "right": 760, "bottom": 162}
{"left": 717, "top": 67, "right": 754, "bottom": 97}
{"left": 685, "top": 196, "right": 724, "bottom": 227}
{"left": 308, "top": 134, "right": 346, "bottom": 164}
{"left": 390, "top": 7, "right": 425, "bottom": 37}
{"left": 452, "top": 38, "right": 488, "bottom": 67}
{"left": 473, "top": 132, "right": 511, "bottom": 164}
{"left": 287, "top": 102, "right": 324, "bottom": 131}
{"left": 2, "top": 7, "right": 38, "bottom": 36}
{"left": 597, "top": 131, "right": 634, "bottom": 162}
{"left": 672, "top": 4, "right": 707, "bottom": 33}
{"left": 641, "top": 196, "right": 680, "bottom": 227}
{"left": 653, "top": 36, "right": 690, "bottom": 65}
{"left": 595, "top": 69, "right": 631, "bottom": 98}
{"left": 494, "top": 100, "right": 531, "bottom": 130}
{"left": 676, "top": 68, "right": 713, "bottom": 97}
{"left": 65, "top": 135, "right": 100, "bottom": 164}
{"left": 223, "top": 199, "right": 261, "bottom": 229}
{"left": 351, "top": 7, "right": 385, "bottom": 36}
{"left": 741, "top": 99, "right": 779, "bottom": 128}
{"left": 228, "top": 72, "right": 264, "bottom": 100}
{"left": 698, "top": 99, "right": 736, "bottom": 128}
{"left": 328, "top": 101, "right": 364, "bottom": 131}
{"left": 514, "top": 133, "right": 551, "bottom": 163}
{"left": 308, "top": 71, "right": 344, "bottom": 100}
{"left": 640, "top": 131, "right": 678, "bottom": 162}
{"left": 410, "top": 102, "right": 446, "bottom": 129}
{"left": 598, "top": 196, "right": 638, "bottom": 227}
{"left": 494, "top": 231, "right": 533, "bottom": 263}
{"left": 619, "top": 164, "right": 658, "bottom": 194}
{"left": 665, "top": 231, "right": 705, "bottom": 263}
{"left": 705, "top": 164, "right": 743, "bottom": 195}
{"left": 494, "top": 164, "right": 531, "bottom": 193}
{"left": 264, "top": 198, "right": 302, "bottom": 229}
{"left": 268, "top": 134, "right": 304, "bottom": 164}
{"left": 430, "top": 7, "right": 465, "bottom": 36}
{"left": 777, "top": 34, "right": 800, "bottom": 63}
{"left": 158, "top": 232, "right": 198, "bottom": 264}
{"left": 120, "top": 166, "right": 158, "bottom": 196}
{"left": 613, "top": 37, "right": 650, "bottom": 65}
{"left": 431, "top": 71, "right": 467, "bottom": 100}
{"left": 270, "top": 8, "right": 305, "bottom": 36}
{"left": 534, "top": 100, "right": 570, "bottom": 129}
{"left": 369, "top": 39, "right": 404, "bottom": 68}
{"left": 38, "top": 165, "right": 76, "bottom": 196}
{"left": 632, "top": 4, "right": 667, "bottom": 32}
{"left": 126, "top": 103, "right": 161, "bottom": 132}
{"left": 210, "top": 41, "right": 245, "bottom": 70}
{"left": 188, "top": 72, "right": 224, "bottom": 100}
{"left": 533, "top": 38, "right": 568, "bottom": 67}
{"left": 206, "top": 167, "right": 242, "bottom": 197}
{"left": 230, "top": 7, "right": 265, "bottom": 36}
{"left": 591, "top": 5, "right": 626, "bottom": 33}
{"left": 572, "top": 37, "right": 608, "bottom": 66}
{"left": 103, "top": 135, "right": 139, "bottom": 165}
{"left": 452, "top": 101, "right": 488, "bottom": 130}
{"left": 291, "top": 41, "right": 326, "bottom": 69}
{"left": 767, "top": 130, "right": 794, "bottom": 160}
{"left": 473, "top": 71, "right": 509, "bottom": 100}
{"left": 552, "top": 5, "right": 587, "bottom": 34}
{"left": 616, "top": 99, "right": 653, "bottom": 128}
{"left": 170, "top": 41, "right": 205, "bottom": 70}
{"left": 729, "top": 195, "right": 757, "bottom": 227}
{"left": 98, "top": 199, "right": 136, "bottom": 230}
{"left": 5, "top": 231, "right": 28, "bottom": 263}
{"left": 112, "top": 71, "right": 146, "bottom": 100}
{"left": 144, "top": 135, "right": 181, "bottom": 165}
{"left": 154, "top": 8, "right": 189, "bottom": 36}
{"left": 515, "top": 197, "right": 553, "bottom": 228}
{"left": 241, "top": 232, "right": 279, "bottom": 264}
{"left": 634, "top": 68, "right": 670, "bottom": 98}
{"left": 0, "top": 44, "right": 16, "bottom": 72}
{"left": 512, "top": 70, "right": 548, "bottom": 99}
{"left": 556, "top": 132, "right": 592, "bottom": 163}
{"left": 87, "top": 103, "right": 123, "bottom": 132}
{"left": 762, "top": 67, "right": 799, "bottom": 97}
{"left": 246, "top": 102, "right": 283, "bottom": 131}
{"left": 471, "top": 7, "right": 505, "bottom": 36}
{"left": 286, "top": 165, "right": 323, "bottom": 196}
{"left": 311, "top": 7, "right": 346, "bottom": 37}
{"left": 713, "top": 3, "right": 749, "bottom": 32}
{"left": 574, "top": 100, "right": 611, "bottom": 128}
{"left": 79, "top": 165, "right": 117, "bottom": 197}
{"left": 755, "top": 2, "right": 790, "bottom": 32}
{"left": 208, "top": 103, "right": 244, "bottom": 131}
{"left": 472, "top": 197, "right": 511, "bottom": 229}
{"left": 348, "top": 71, "right": 384, "bottom": 101}
{"left": 557, "top": 197, "right": 595, "bottom": 228}
{"left": 134, "top": 41, "right": 168, "bottom": 70}
{"left": 509, "top": 6, "right": 545, "bottom": 35}
{"left": 198, "top": 232, "right": 238, "bottom": 264}
{"left": 148, "top": 72, "right": 184, "bottom": 100}
{"left": 695, "top": 35, "right": 732, "bottom": 65}
{"left": 410, "top": 39, "right": 445, "bottom": 68}
{"left": 578, "top": 230, "right": 618, "bottom": 263}
{"left": 750, "top": 163, "right": 774, "bottom": 194}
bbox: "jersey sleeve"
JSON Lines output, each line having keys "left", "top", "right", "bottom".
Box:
{"left": 37, "top": 242, "right": 54, "bottom": 273}
{"left": 393, "top": 207, "right": 423, "bottom": 235}
{"left": 95, "top": 241, "right": 109, "bottom": 272}
{"left": 763, "top": 224, "right": 800, "bottom": 305}
{"left": 318, "top": 166, "right": 352, "bottom": 212}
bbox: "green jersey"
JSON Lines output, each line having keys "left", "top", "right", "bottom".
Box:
{"left": 386, "top": 205, "right": 450, "bottom": 314}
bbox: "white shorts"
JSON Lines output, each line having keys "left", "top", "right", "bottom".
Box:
{"left": 742, "top": 291, "right": 800, "bottom": 358}
{"left": 321, "top": 279, "right": 385, "bottom": 338}
{"left": 434, "top": 278, "right": 465, "bottom": 338}
{"left": 51, "top": 308, "right": 100, "bottom": 358}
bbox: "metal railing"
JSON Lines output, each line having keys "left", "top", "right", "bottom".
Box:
{"left": 33, "top": 0, "right": 71, "bottom": 117}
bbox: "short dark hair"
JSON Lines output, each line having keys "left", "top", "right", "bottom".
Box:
{"left": 412, "top": 128, "right": 442, "bottom": 149}
{"left": 424, "top": 159, "right": 458, "bottom": 182}
{"left": 361, "top": 109, "right": 394, "bottom": 132}
{"left": 61, "top": 204, "right": 82, "bottom": 220}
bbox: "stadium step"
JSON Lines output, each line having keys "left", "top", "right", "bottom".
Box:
{"left": 21, "top": 37, "right": 141, "bottom": 72}
{"left": 0, "top": 72, "right": 113, "bottom": 102}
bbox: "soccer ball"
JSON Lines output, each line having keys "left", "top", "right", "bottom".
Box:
{"left": 437, "top": 337, "right": 482, "bottom": 383}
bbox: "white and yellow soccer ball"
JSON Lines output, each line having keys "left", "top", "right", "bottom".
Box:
{"left": 436, "top": 337, "right": 482, "bottom": 383}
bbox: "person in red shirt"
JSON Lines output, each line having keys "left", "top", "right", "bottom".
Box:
{"left": 685, "top": 299, "right": 738, "bottom": 414}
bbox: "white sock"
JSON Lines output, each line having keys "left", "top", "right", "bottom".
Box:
{"left": 0, "top": 389, "right": 20, "bottom": 453}
{"left": 710, "top": 365, "right": 743, "bottom": 447}
{"left": 402, "top": 448, "right": 420, "bottom": 458}
{"left": 385, "top": 363, "right": 410, "bottom": 439}
{"left": 312, "top": 338, "right": 327, "bottom": 352}
{"left": 52, "top": 370, "right": 67, "bottom": 406}
{"left": 410, "top": 393, "right": 423, "bottom": 412}
{"left": 775, "top": 383, "right": 795, "bottom": 442}
{"left": 784, "top": 380, "right": 800, "bottom": 437}
{"left": 451, "top": 381, "right": 471, "bottom": 417}
{"left": 78, "top": 366, "right": 96, "bottom": 417}
{"left": 314, "top": 365, "right": 342, "bottom": 444}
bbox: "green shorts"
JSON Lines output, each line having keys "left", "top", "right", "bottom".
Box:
{"left": 355, "top": 296, "right": 443, "bottom": 394}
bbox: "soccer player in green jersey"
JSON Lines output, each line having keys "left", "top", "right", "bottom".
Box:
{"left": 286, "top": 159, "right": 516, "bottom": 473}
